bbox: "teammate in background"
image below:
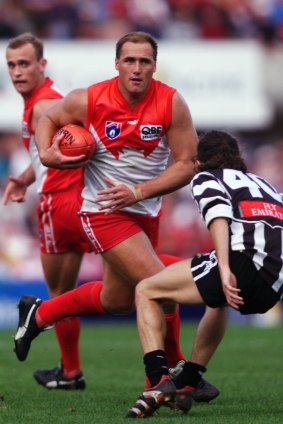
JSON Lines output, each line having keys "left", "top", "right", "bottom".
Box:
{"left": 13, "top": 32, "right": 227, "bottom": 404}
{"left": 3, "top": 33, "right": 92, "bottom": 390}
{"left": 126, "top": 130, "right": 283, "bottom": 417}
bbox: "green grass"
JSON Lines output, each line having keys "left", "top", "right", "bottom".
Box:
{"left": 0, "top": 321, "right": 282, "bottom": 423}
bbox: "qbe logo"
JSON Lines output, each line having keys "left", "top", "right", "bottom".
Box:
{"left": 140, "top": 125, "right": 162, "bottom": 140}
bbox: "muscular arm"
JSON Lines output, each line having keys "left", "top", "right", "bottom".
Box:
{"left": 35, "top": 88, "right": 88, "bottom": 169}
{"left": 31, "top": 99, "right": 59, "bottom": 133}
{"left": 209, "top": 217, "right": 244, "bottom": 309}
{"left": 137, "top": 92, "right": 198, "bottom": 199}
{"left": 3, "top": 98, "right": 61, "bottom": 204}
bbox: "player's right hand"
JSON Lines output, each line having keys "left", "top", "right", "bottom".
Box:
{"left": 2, "top": 176, "right": 27, "bottom": 205}
{"left": 40, "top": 134, "right": 89, "bottom": 169}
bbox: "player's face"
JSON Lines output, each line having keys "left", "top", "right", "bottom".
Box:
{"left": 6, "top": 43, "right": 47, "bottom": 99}
{"left": 115, "top": 41, "right": 156, "bottom": 102}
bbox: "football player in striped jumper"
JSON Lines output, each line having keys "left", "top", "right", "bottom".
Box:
{"left": 126, "top": 130, "right": 283, "bottom": 417}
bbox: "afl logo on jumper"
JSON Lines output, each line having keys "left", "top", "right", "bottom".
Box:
{"left": 140, "top": 125, "right": 162, "bottom": 140}
{"left": 105, "top": 121, "right": 122, "bottom": 140}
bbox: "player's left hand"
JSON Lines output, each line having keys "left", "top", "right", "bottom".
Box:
{"left": 221, "top": 270, "right": 244, "bottom": 310}
{"left": 95, "top": 177, "right": 141, "bottom": 214}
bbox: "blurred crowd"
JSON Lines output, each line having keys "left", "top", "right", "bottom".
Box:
{"left": 0, "top": 0, "right": 283, "bottom": 45}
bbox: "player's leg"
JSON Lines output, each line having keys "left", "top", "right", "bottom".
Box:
{"left": 41, "top": 251, "right": 83, "bottom": 296}
{"left": 14, "top": 279, "right": 106, "bottom": 363}
{"left": 159, "top": 253, "right": 224, "bottom": 402}
{"left": 127, "top": 259, "right": 198, "bottom": 417}
{"left": 101, "top": 232, "right": 187, "bottom": 366}
{"left": 190, "top": 306, "right": 227, "bottom": 367}
{"left": 34, "top": 251, "right": 86, "bottom": 389}
{"left": 185, "top": 306, "right": 226, "bottom": 401}
{"left": 79, "top": 211, "right": 186, "bottom": 366}
{"left": 135, "top": 259, "right": 201, "bottom": 354}
{"left": 158, "top": 254, "right": 187, "bottom": 367}
{"left": 41, "top": 252, "right": 83, "bottom": 370}
{"left": 13, "top": 240, "right": 145, "bottom": 363}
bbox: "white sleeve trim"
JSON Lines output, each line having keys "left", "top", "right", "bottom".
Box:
{"left": 205, "top": 204, "right": 233, "bottom": 227}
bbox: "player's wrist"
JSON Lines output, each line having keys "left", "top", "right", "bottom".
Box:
{"left": 16, "top": 176, "right": 28, "bottom": 187}
{"left": 133, "top": 185, "right": 143, "bottom": 201}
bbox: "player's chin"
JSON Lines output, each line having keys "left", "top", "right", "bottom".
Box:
{"left": 129, "top": 81, "right": 144, "bottom": 91}
{"left": 14, "top": 83, "right": 28, "bottom": 94}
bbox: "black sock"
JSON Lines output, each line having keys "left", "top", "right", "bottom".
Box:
{"left": 143, "top": 349, "right": 168, "bottom": 387}
{"left": 174, "top": 361, "right": 206, "bottom": 389}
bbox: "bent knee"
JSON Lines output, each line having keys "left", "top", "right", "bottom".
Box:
{"left": 136, "top": 278, "right": 152, "bottom": 300}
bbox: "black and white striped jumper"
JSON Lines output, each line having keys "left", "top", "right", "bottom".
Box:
{"left": 191, "top": 168, "right": 283, "bottom": 299}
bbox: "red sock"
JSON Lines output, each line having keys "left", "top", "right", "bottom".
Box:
{"left": 164, "top": 306, "right": 186, "bottom": 368}
{"left": 55, "top": 317, "right": 81, "bottom": 375}
{"left": 158, "top": 254, "right": 183, "bottom": 266}
{"left": 37, "top": 281, "right": 105, "bottom": 325}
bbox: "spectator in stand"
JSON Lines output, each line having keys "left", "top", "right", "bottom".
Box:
{"left": 195, "top": 2, "right": 236, "bottom": 39}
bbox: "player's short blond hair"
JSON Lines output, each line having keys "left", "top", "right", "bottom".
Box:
{"left": 7, "top": 32, "right": 43, "bottom": 61}
{"left": 116, "top": 32, "right": 158, "bottom": 61}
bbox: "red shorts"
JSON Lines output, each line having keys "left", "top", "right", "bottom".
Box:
{"left": 38, "top": 191, "right": 91, "bottom": 254}
{"left": 78, "top": 211, "right": 160, "bottom": 254}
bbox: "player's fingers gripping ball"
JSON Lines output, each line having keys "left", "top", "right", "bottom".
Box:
{"left": 53, "top": 124, "right": 96, "bottom": 159}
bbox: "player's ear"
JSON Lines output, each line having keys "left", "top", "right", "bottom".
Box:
{"left": 115, "top": 58, "right": 119, "bottom": 71}
{"left": 39, "top": 58, "right": 47, "bottom": 72}
{"left": 193, "top": 159, "right": 201, "bottom": 174}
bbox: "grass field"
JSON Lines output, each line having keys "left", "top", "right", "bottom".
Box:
{"left": 0, "top": 320, "right": 282, "bottom": 424}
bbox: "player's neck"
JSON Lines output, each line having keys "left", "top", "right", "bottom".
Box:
{"left": 118, "top": 84, "right": 148, "bottom": 110}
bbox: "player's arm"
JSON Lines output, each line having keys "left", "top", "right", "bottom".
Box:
{"left": 2, "top": 98, "right": 58, "bottom": 205}
{"left": 35, "top": 88, "right": 89, "bottom": 169}
{"left": 2, "top": 164, "right": 35, "bottom": 204}
{"left": 137, "top": 91, "right": 198, "bottom": 199}
{"left": 209, "top": 217, "right": 244, "bottom": 310}
{"left": 31, "top": 98, "right": 60, "bottom": 133}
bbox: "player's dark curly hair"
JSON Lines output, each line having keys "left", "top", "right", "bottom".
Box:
{"left": 197, "top": 130, "right": 247, "bottom": 172}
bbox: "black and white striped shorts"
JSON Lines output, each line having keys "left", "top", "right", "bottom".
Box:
{"left": 191, "top": 250, "right": 280, "bottom": 315}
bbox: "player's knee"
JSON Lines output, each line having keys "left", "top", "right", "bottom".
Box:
{"left": 135, "top": 277, "right": 151, "bottom": 302}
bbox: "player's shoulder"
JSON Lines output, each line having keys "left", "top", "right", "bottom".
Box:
{"left": 62, "top": 88, "right": 88, "bottom": 113}
{"left": 88, "top": 77, "right": 116, "bottom": 91}
{"left": 191, "top": 170, "right": 220, "bottom": 186}
{"left": 152, "top": 78, "right": 175, "bottom": 93}
{"left": 65, "top": 87, "right": 88, "bottom": 101}
{"left": 33, "top": 97, "right": 60, "bottom": 116}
